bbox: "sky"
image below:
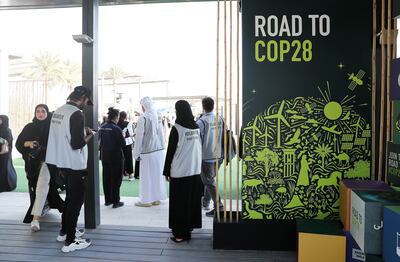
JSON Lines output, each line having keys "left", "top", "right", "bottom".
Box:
{"left": 0, "top": 2, "right": 240, "bottom": 97}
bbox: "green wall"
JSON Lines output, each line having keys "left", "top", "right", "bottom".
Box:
{"left": 241, "top": 0, "right": 372, "bottom": 219}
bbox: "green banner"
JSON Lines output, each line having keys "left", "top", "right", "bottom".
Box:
{"left": 242, "top": 0, "right": 372, "bottom": 219}
{"left": 387, "top": 142, "right": 400, "bottom": 185}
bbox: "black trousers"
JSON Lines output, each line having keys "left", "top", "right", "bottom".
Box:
{"left": 60, "top": 170, "right": 86, "bottom": 244}
{"left": 122, "top": 145, "right": 133, "bottom": 175}
{"left": 102, "top": 160, "right": 123, "bottom": 205}
{"left": 134, "top": 160, "right": 140, "bottom": 179}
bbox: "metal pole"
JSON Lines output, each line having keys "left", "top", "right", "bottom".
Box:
{"left": 83, "top": 0, "right": 100, "bottom": 228}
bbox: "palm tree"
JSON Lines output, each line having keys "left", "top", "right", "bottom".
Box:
{"left": 23, "top": 52, "right": 65, "bottom": 103}
{"left": 314, "top": 143, "right": 332, "bottom": 169}
{"left": 62, "top": 60, "right": 81, "bottom": 92}
{"left": 102, "top": 66, "right": 127, "bottom": 105}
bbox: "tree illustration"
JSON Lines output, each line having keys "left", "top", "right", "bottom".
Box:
{"left": 255, "top": 148, "right": 279, "bottom": 176}
{"left": 314, "top": 143, "right": 332, "bottom": 168}
{"left": 23, "top": 52, "right": 65, "bottom": 103}
{"left": 255, "top": 194, "right": 273, "bottom": 213}
{"left": 345, "top": 160, "right": 370, "bottom": 179}
{"left": 102, "top": 66, "right": 127, "bottom": 105}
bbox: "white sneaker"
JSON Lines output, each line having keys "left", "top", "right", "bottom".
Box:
{"left": 152, "top": 201, "right": 161, "bottom": 206}
{"left": 56, "top": 229, "right": 85, "bottom": 242}
{"left": 31, "top": 220, "right": 40, "bottom": 232}
{"left": 134, "top": 201, "right": 152, "bottom": 207}
{"left": 61, "top": 238, "right": 91, "bottom": 253}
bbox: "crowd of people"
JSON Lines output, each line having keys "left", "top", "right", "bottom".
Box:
{"left": 0, "top": 85, "right": 227, "bottom": 252}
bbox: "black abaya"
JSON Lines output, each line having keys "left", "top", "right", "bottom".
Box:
{"left": 169, "top": 175, "right": 202, "bottom": 239}
{"left": 0, "top": 116, "right": 16, "bottom": 193}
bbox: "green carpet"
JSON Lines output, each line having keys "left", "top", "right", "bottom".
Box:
{"left": 12, "top": 157, "right": 241, "bottom": 199}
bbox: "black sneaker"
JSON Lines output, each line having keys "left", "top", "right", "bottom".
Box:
{"left": 206, "top": 207, "right": 224, "bottom": 217}
{"left": 202, "top": 204, "right": 211, "bottom": 211}
{"left": 112, "top": 202, "right": 124, "bottom": 208}
{"left": 104, "top": 202, "right": 112, "bottom": 206}
{"left": 205, "top": 209, "right": 215, "bottom": 217}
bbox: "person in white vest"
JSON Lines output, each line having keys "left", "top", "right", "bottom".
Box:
{"left": 46, "top": 86, "right": 95, "bottom": 253}
{"left": 196, "top": 97, "right": 224, "bottom": 217}
{"left": 133, "top": 97, "right": 167, "bottom": 207}
{"left": 163, "top": 100, "right": 202, "bottom": 243}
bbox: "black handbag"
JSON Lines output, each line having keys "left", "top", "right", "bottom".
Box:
{"left": 28, "top": 145, "right": 45, "bottom": 160}
{"left": 224, "top": 129, "right": 237, "bottom": 164}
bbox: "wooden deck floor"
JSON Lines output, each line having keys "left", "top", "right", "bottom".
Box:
{"left": 0, "top": 220, "right": 296, "bottom": 262}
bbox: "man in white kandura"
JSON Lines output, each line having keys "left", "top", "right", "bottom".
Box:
{"left": 133, "top": 97, "right": 167, "bottom": 207}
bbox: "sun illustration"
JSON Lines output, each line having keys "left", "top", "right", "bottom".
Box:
{"left": 324, "top": 101, "right": 342, "bottom": 120}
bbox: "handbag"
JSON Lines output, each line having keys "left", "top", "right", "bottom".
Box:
{"left": 224, "top": 129, "right": 237, "bottom": 164}
{"left": 28, "top": 145, "right": 45, "bottom": 159}
{"left": 0, "top": 137, "right": 9, "bottom": 155}
{"left": 220, "top": 119, "right": 237, "bottom": 164}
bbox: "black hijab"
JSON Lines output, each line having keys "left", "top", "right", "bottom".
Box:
{"left": 31, "top": 104, "right": 51, "bottom": 146}
{"left": 32, "top": 104, "right": 50, "bottom": 123}
{"left": 15, "top": 105, "right": 51, "bottom": 158}
{"left": 0, "top": 115, "right": 9, "bottom": 129}
{"left": 0, "top": 115, "right": 12, "bottom": 145}
{"left": 174, "top": 100, "right": 198, "bottom": 129}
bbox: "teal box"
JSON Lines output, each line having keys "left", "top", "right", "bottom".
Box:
{"left": 383, "top": 206, "right": 400, "bottom": 262}
{"left": 350, "top": 190, "right": 400, "bottom": 255}
{"left": 365, "top": 255, "right": 383, "bottom": 261}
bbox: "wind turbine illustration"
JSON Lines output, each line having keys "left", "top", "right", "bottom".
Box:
{"left": 244, "top": 115, "right": 263, "bottom": 147}
{"left": 351, "top": 116, "right": 363, "bottom": 137}
{"left": 264, "top": 101, "right": 290, "bottom": 148}
{"left": 260, "top": 126, "right": 272, "bottom": 147}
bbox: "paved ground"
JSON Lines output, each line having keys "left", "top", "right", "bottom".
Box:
{"left": 0, "top": 192, "right": 215, "bottom": 228}
{"left": 0, "top": 192, "right": 296, "bottom": 261}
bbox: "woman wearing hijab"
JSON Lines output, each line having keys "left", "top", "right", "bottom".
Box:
{"left": 99, "top": 107, "right": 126, "bottom": 208}
{"left": 117, "top": 111, "right": 135, "bottom": 180}
{"left": 0, "top": 115, "right": 17, "bottom": 193}
{"left": 133, "top": 97, "right": 167, "bottom": 207}
{"left": 16, "top": 104, "right": 64, "bottom": 230}
{"left": 163, "top": 100, "right": 202, "bottom": 243}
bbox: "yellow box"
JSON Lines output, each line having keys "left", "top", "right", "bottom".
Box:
{"left": 298, "top": 232, "right": 346, "bottom": 262}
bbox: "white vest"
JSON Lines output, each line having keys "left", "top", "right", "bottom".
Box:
{"left": 141, "top": 116, "right": 164, "bottom": 154}
{"left": 46, "top": 104, "right": 88, "bottom": 170}
{"left": 198, "top": 113, "right": 223, "bottom": 160}
{"left": 170, "top": 124, "right": 202, "bottom": 178}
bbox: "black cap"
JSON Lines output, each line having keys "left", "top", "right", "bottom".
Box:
{"left": 67, "top": 86, "right": 93, "bottom": 105}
